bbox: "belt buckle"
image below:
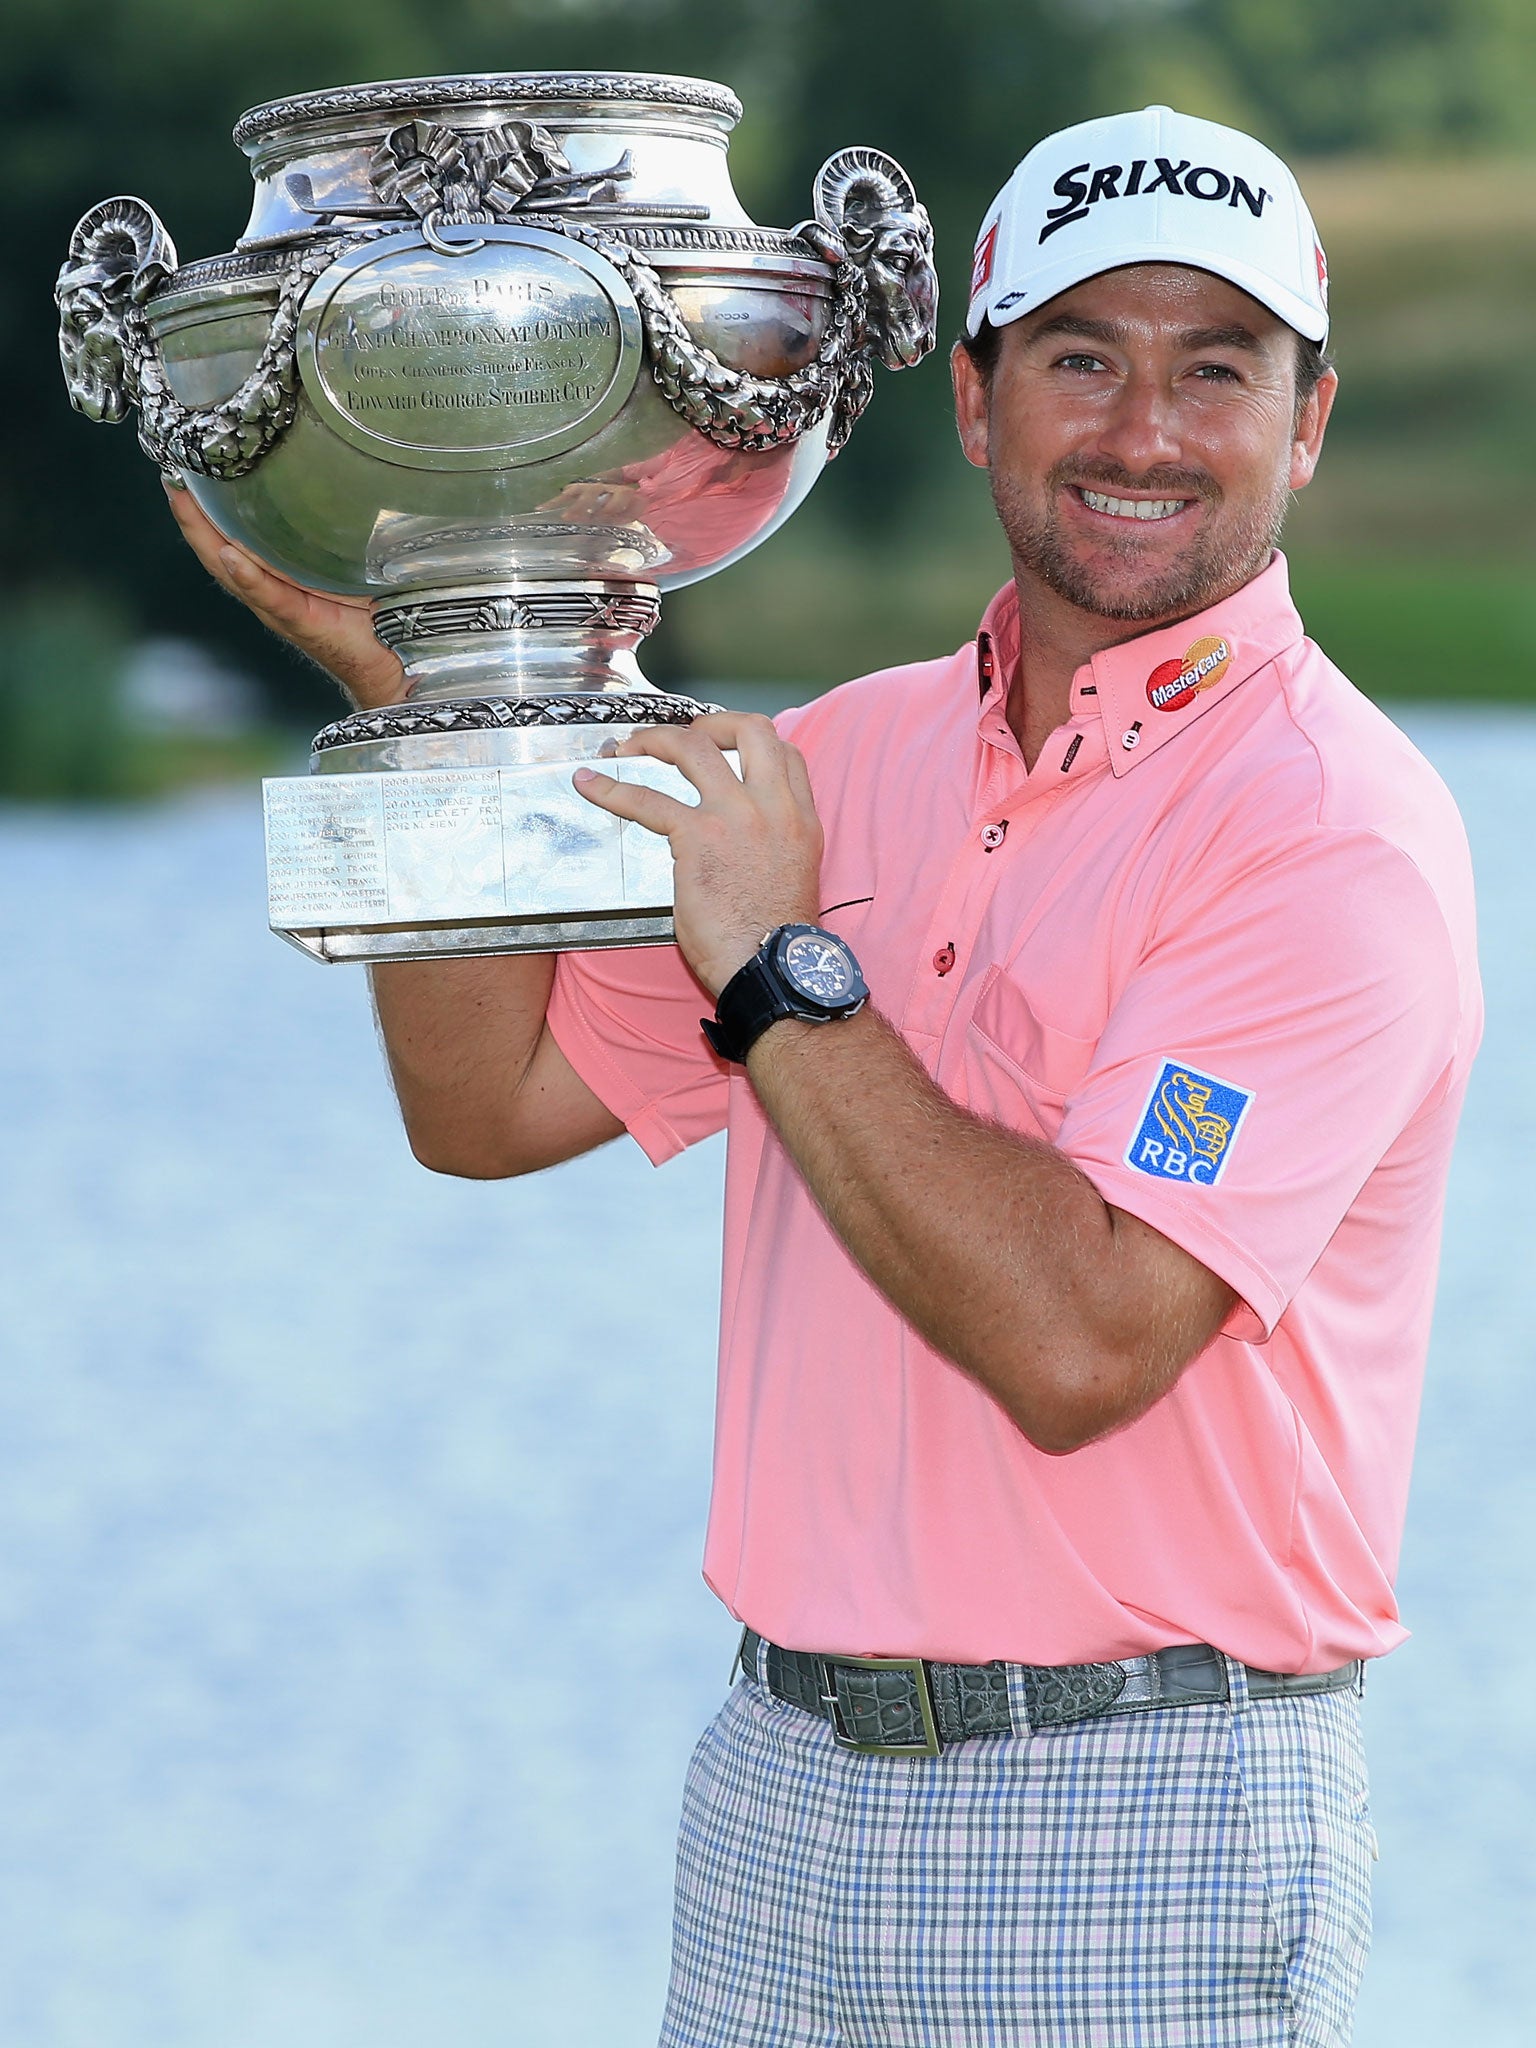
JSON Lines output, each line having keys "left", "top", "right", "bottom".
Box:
{"left": 819, "top": 1653, "right": 942, "bottom": 1758}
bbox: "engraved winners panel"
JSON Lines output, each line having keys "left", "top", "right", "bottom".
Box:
{"left": 262, "top": 756, "right": 720, "bottom": 950}
{"left": 296, "top": 225, "right": 645, "bottom": 469}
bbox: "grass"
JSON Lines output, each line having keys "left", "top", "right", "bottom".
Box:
{"left": 115, "top": 726, "right": 305, "bottom": 795}
{"left": 1283, "top": 158, "right": 1536, "bottom": 570}
{"left": 1288, "top": 559, "right": 1536, "bottom": 702}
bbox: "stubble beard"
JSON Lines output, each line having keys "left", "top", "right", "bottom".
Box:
{"left": 991, "top": 458, "right": 1291, "bottom": 625}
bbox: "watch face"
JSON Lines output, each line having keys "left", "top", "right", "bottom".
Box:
{"left": 781, "top": 930, "right": 858, "bottom": 1005}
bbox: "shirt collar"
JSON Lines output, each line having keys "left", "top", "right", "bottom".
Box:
{"left": 973, "top": 552, "right": 1306, "bottom": 776}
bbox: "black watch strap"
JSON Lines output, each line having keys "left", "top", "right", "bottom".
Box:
{"left": 701, "top": 953, "right": 793, "bottom": 1064}
{"left": 702, "top": 924, "right": 867, "bottom": 1065}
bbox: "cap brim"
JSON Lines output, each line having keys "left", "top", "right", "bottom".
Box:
{"left": 972, "top": 241, "right": 1328, "bottom": 345}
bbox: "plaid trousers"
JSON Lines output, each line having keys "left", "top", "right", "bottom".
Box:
{"left": 660, "top": 1657, "right": 1374, "bottom": 2047}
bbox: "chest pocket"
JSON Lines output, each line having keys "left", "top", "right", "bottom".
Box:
{"left": 967, "top": 965, "right": 1099, "bottom": 1142}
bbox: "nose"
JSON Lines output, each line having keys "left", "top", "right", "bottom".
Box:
{"left": 1091, "top": 369, "right": 1183, "bottom": 477}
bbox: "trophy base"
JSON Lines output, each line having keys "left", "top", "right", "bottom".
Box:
{"left": 264, "top": 699, "right": 732, "bottom": 965}
{"left": 278, "top": 909, "right": 677, "bottom": 965}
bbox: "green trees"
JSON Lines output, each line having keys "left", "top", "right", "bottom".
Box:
{"left": 6, "top": 0, "right": 1532, "bottom": 725}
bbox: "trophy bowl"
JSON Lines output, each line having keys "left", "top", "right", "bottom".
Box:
{"left": 56, "top": 72, "right": 937, "bottom": 960}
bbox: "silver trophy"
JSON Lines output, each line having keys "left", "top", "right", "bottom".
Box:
{"left": 56, "top": 72, "right": 936, "bottom": 960}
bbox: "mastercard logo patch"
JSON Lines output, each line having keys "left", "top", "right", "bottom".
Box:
{"left": 1146, "top": 635, "right": 1232, "bottom": 713}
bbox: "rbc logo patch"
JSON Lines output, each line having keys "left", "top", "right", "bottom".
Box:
{"left": 1126, "top": 1061, "right": 1253, "bottom": 1187}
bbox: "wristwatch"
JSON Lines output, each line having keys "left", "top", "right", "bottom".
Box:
{"left": 702, "top": 923, "right": 869, "bottom": 1064}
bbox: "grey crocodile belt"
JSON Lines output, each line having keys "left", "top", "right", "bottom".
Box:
{"left": 740, "top": 1628, "right": 1363, "bottom": 1758}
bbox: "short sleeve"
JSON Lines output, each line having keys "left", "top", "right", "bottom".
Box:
{"left": 1056, "top": 830, "right": 1462, "bottom": 1339}
{"left": 545, "top": 700, "right": 824, "bottom": 1166}
{"left": 547, "top": 942, "right": 730, "bottom": 1165}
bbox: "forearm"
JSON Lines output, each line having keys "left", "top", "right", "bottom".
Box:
{"left": 163, "top": 487, "right": 612, "bottom": 1176}
{"left": 369, "top": 954, "right": 557, "bottom": 1175}
{"left": 747, "top": 1007, "right": 1219, "bottom": 1451}
{"left": 567, "top": 715, "right": 1230, "bottom": 1441}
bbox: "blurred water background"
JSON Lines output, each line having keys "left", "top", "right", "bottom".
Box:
{"left": 3, "top": 0, "right": 1534, "bottom": 2040}
{"left": 1, "top": 708, "right": 1531, "bottom": 2046}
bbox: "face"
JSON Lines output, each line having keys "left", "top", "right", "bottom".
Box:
{"left": 952, "top": 264, "right": 1336, "bottom": 626}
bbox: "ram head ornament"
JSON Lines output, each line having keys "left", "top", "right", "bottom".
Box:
{"left": 810, "top": 148, "right": 938, "bottom": 372}
{"left": 56, "top": 197, "right": 177, "bottom": 424}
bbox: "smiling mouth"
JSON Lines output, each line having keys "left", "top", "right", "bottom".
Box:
{"left": 1075, "top": 486, "right": 1194, "bottom": 523}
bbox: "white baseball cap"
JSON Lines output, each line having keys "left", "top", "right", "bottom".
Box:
{"left": 967, "top": 105, "right": 1329, "bottom": 345}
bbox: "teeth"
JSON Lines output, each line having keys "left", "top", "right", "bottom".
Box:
{"left": 1080, "top": 488, "right": 1188, "bottom": 521}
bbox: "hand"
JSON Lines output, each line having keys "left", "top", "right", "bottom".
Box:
{"left": 573, "top": 712, "right": 824, "bottom": 997}
{"left": 162, "top": 480, "right": 406, "bottom": 710}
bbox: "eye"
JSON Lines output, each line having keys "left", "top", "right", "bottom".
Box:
{"left": 1192, "top": 362, "right": 1242, "bottom": 382}
{"left": 1055, "top": 351, "right": 1107, "bottom": 373}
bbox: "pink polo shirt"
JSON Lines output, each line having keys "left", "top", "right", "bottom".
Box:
{"left": 547, "top": 554, "right": 1481, "bottom": 1672}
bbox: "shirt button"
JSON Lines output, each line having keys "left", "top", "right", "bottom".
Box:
{"left": 933, "top": 943, "right": 956, "bottom": 977}
{"left": 980, "top": 821, "right": 1008, "bottom": 851}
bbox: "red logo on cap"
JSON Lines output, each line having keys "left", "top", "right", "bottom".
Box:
{"left": 1314, "top": 239, "right": 1329, "bottom": 306}
{"left": 971, "top": 222, "right": 998, "bottom": 300}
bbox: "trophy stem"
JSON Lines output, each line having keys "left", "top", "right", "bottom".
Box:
{"left": 377, "top": 577, "right": 663, "bottom": 703}
{"left": 306, "top": 575, "right": 719, "bottom": 784}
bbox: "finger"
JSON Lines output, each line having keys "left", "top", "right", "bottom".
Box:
{"left": 212, "top": 546, "right": 327, "bottom": 642}
{"left": 610, "top": 724, "right": 744, "bottom": 799}
{"left": 219, "top": 545, "right": 277, "bottom": 604}
{"left": 219, "top": 545, "right": 374, "bottom": 622}
{"left": 163, "top": 482, "right": 371, "bottom": 615}
{"left": 212, "top": 543, "right": 401, "bottom": 703}
{"left": 163, "top": 480, "right": 239, "bottom": 579}
{"left": 686, "top": 711, "right": 791, "bottom": 787}
{"left": 164, "top": 482, "right": 291, "bottom": 610}
{"left": 781, "top": 740, "right": 817, "bottom": 812}
{"left": 215, "top": 549, "right": 373, "bottom": 665}
{"left": 572, "top": 766, "right": 695, "bottom": 836}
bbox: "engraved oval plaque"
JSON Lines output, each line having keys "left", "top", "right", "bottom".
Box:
{"left": 296, "top": 225, "right": 644, "bottom": 471}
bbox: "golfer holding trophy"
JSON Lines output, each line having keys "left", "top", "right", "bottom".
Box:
{"left": 62, "top": 75, "right": 1480, "bottom": 2048}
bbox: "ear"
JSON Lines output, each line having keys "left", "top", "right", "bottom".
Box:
{"left": 1289, "top": 365, "right": 1338, "bottom": 492}
{"left": 951, "top": 340, "right": 990, "bottom": 470}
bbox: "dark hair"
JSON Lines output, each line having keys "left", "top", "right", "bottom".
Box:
{"left": 959, "top": 316, "right": 1004, "bottom": 382}
{"left": 959, "top": 316, "right": 1333, "bottom": 427}
{"left": 1292, "top": 334, "right": 1332, "bottom": 422}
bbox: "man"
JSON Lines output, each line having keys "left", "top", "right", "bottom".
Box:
{"left": 171, "top": 106, "right": 1480, "bottom": 2048}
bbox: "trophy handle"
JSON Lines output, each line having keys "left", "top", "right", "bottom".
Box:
{"left": 56, "top": 146, "right": 936, "bottom": 478}
{"left": 56, "top": 195, "right": 342, "bottom": 480}
{"left": 565, "top": 145, "right": 937, "bottom": 458}
{"left": 55, "top": 198, "right": 176, "bottom": 427}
